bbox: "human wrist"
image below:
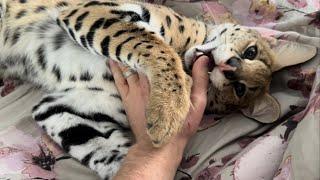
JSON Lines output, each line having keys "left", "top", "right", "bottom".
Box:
{"left": 114, "top": 140, "right": 186, "bottom": 180}
{"left": 130, "top": 139, "right": 186, "bottom": 168}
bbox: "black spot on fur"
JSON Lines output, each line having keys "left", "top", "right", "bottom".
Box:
{"left": 123, "top": 142, "right": 132, "bottom": 147}
{"left": 110, "top": 10, "right": 142, "bottom": 22}
{"left": 166, "top": 16, "right": 172, "bottom": 28}
{"left": 35, "top": 6, "right": 46, "bottom": 13}
{"left": 118, "top": 109, "right": 126, "bottom": 116}
{"left": 63, "top": 19, "right": 69, "bottom": 26}
{"left": 146, "top": 45, "right": 153, "bottom": 49}
{"left": 84, "top": 1, "right": 118, "bottom": 7}
{"left": 160, "top": 25, "right": 165, "bottom": 37}
{"left": 235, "top": 28, "right": 240, "bottom": 31}
{"left": 59, "top": 124, "right": 105, "bottom": 152}
{"left": 52, "top": 65, "right": 61, "bottom": 81}
{"left": 56, "top": 19, "right": 61, "bottom": 27}
{"left": 107, "top": 154, "right": 117, "bottom": 164}
{"left": 220, "top": 28, "right": 227, "bottom": 35}
{"left": 208, "top": 36, "right": 216, "bottom": 43}
{"left": 56, "top": 1, "right": 68, "bottom": 7}
{"left": 103, "top": 18, "right": 120, "bottom": 29}
{"left": 179, "top": 25, "right": 185, "bottom": 33}
{"left": 32, "top": 96, "right": 57, "bottom": 112}
{"left": 81, "top": 151, "right": 95, "bottom": 166}
{"left": 157, "top": 57, "right": 166, "bottom": 61}
{"left": 3, "top": 28, "right": 10, "bottom": 45}
{"left": 142, "top": 7, "right": 150, "bottom": 23}
{"left": 113, "top": 30, "right": 128, "bottom": 37}
{"left": 184, "top": 37, "right": 190, "bottom": 48}
{"left": 53, "top": 31, "right": 67, "bottom": 50}
{"left": 174, "top": 14, "right": 183, "bottom": 22}
{"left": 142, "top": 54, "right": 150, "bottom": 57}
{"left": 11, "top": 28, "right": 21, "bottom": 45}
{"left": 116, "top": 37, "right": 135, "bottom": 61}
{"left": 101, "top": 36, "right": 110, "bottom": 56}
{"left": 80, "top": 35, "right": 88, "bottom": 49}
{"left": 16, "top": 10, "right": 27, "bottom": 19}
{"left": 110, "top": 94, "right": 121, "bottom": 100}
{"left": 80, "top": 71, "right": 93, "bottom": 81}
{"left": 86, "top": 18, "right": 105, "bottom": 47}
{"left": 127, "top": 53, "right": 133, "bottom": 61}
{"left": 69, "top": 75, "right": 76, "bottom": 81}
{"left": 88, "top": 87, "right": 103, "bottom": 91}
{"left": 133, "top": 42, "right": 142, "bottom": 49}
{"left": 94, "top": 157, "right": 107, "bottom": 165}
{"left": 101, "top": 2, "right": 119, "bottom": 6}
{"left": 35, "top": 105, "right": 127, "bottom": 128}
{"left": 68, "top": 28, "right": 76, "bottom": 41}
{"left": 84, "top": 1, "right": 100, "bottom": 7}
{"left": 37, "top": 45, "right": 47, "bottom": 70}
{"left": 74, "top": 11, "right": 89, "bottom": 31}
{"left": 19, "top": 0, "right": 27, "bottom": 3}
{"left": 66, "top": 9, "right": 78, "bottom": 18}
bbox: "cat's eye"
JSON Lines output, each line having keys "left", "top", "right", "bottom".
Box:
{"left": 242, "top": 46, "right": 258, "bottom": 60}
{"left": 233, "top": 82, "right": 246, "bottom": 97}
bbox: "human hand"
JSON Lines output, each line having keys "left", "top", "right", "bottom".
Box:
{"left": 110, "top": 56, "right": 209, "bottom": 179}
{"left": 109, "top": 56, "right": 209, "bottom": 149}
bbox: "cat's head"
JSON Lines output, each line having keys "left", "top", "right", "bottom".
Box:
{"left": 185, "top": 23, "right": 317, "bottom": 123}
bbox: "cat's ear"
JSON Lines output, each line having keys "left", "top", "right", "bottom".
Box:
{"left": 265, "top": 37, "right": 317, "bottom": 72}
{"left": 245, "top": 26, "right": 317, "bottom": 72}
{"left": 241, "top": 93, "right": 280, "bottom": 123}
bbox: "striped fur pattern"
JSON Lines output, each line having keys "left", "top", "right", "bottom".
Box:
{"left": 0, "top": 0, "right": 208, "bottom": 179}
{"left": 0, "top": 0, "right": 284, "bottom": 179}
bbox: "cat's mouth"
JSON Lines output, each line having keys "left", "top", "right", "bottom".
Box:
{"left": 191, "top": 51, "right": 216, "bottom": 72}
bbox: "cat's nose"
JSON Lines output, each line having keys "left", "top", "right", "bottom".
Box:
{"left": 226, "top": 57, "right": 241, "bottom": 68}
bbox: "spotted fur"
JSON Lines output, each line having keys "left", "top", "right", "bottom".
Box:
{"left": 0, "top": 0, "right": 313, "bottom": 179}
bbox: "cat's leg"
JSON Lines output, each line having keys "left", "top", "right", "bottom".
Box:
{"left": 57, "top": 7, "right": 192, "bottom": 146}
{"left": 32, "top": 89, "right": 131, "bottom": 179}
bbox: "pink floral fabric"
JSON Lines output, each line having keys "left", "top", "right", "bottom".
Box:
{"left": 0, "top": 0, "right": 319, "bottom": 179}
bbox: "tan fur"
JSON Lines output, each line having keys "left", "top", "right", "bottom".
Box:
{"left": 2, "top": 0, "right": 303, "bottom": 147}
{"left": 205, "top": 27, "right": 275, "bottom": 114}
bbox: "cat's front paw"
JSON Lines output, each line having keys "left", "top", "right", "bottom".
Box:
{"left": 146, "top": 75, "right": 192, "bottom": 147}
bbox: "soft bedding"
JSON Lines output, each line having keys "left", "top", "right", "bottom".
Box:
{"left": 0, "top": 0, "right": 319, "bottom": 179}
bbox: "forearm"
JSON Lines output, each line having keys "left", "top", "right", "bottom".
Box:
{"left": 114, "top": 140, "right": 187, "bottom": 180}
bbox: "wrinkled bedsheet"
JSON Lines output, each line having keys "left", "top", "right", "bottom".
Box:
{"left": 0, "top": 0, "right": 319, "bottom": 179}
